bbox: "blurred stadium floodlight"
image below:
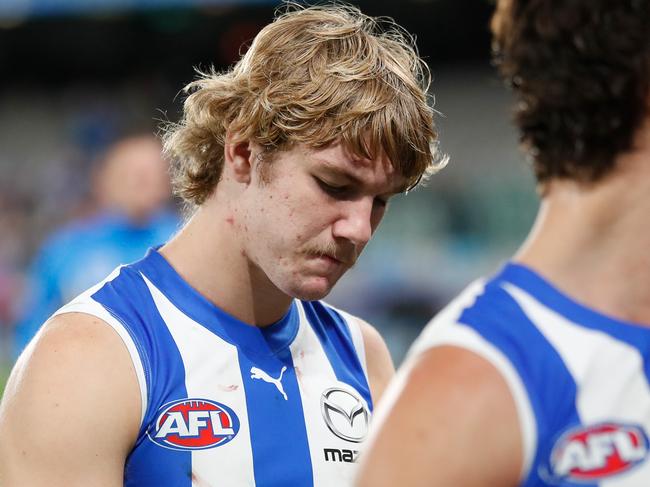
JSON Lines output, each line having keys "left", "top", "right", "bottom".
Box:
{"left": 0, "top": 0, "right": 279, "bottom": 21}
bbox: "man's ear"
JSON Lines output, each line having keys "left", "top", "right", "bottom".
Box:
{"left": 224, "top": 134, "right": 256, "bottom": 184}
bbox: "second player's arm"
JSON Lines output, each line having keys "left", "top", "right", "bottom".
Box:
{"left": 356, "top": 345, "right": 523, "bottom": 487}
{"left": 0, "top": 312, "right": 141, "bottom": 487}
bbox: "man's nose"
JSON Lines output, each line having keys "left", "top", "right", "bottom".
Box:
{"left": 331, "top": 197, "right": 374, "bottom": 247}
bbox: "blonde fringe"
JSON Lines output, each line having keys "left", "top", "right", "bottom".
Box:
{"left": 162, "top": 3, "right": 446, "bottom": 206}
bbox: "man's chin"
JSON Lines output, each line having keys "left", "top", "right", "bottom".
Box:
{"left": 285, "top": 276, "right": 338, "bottom": 301}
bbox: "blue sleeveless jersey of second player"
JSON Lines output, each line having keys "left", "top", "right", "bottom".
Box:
{"left": 411, "top": 262, "right": 650, "bottom": 486}
{"left": 54, "top": 249, "right": 372, "bottom": 487}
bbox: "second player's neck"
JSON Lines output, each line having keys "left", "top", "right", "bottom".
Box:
{"left": 515, "top": 170, "right": 650, "bottom": 326}
{"left": 159, "top": 208, "right": 293, "bottom": 327}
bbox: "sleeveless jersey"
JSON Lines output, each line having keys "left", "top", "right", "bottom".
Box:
{"left": 411, "top": 262, "right": 650, "bottom": 487}
{"left": 54, "top": 248, "right": 372, "bottom": 487}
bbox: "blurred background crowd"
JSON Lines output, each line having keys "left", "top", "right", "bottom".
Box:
{"left": 0, "top": 0, "right": 538, "bottom": 386}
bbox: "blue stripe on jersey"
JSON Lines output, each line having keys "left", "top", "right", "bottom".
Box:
{"left": 91, "top": 267, "right": 191, "bottom": 487}
{"left": 238, "top": 348, "right": 314, "bottom": 487}
{"left": 500, "top": 263, "right": 650, "bottom": 385}
{"left": 302, "top": 301, "right": 373, "bottom": 410}
{"left": 457, "top": 280, "right": 586, "bottom": 487}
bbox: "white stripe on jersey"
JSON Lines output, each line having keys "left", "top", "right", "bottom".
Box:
{"left": 410, "top": 279, "right": 537, "bottom": 481}
{"left": 142, "top": 275, "right": 256, "bottom": 486}
{"left": 504, "top": 283, "right": 650, "bottom": 487}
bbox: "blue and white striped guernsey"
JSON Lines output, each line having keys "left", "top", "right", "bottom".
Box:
{"left": 54, "top": 248, "right": 372, "bottom": 487}
{"left": 411, "top": 262, "right": 650, "bottom": 487}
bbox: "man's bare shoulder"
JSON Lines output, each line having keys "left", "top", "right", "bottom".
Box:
{"left": 357, "top": 345, "right": 522, "bottom": 487}
{"left": 0, "top": 312, "right": 141, "bottom": 486}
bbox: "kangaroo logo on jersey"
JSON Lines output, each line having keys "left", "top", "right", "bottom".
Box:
{"left": 321, "top": 387, "right": 369, "bottom": 443}
{"left": 548, "top": 422, "right": 649, "bottom": 482}
{"left": 148, "top": 398, "right": 240, "bottom": 451}
{"left": 250, "top": 366, "right": 288, "bottom": 400}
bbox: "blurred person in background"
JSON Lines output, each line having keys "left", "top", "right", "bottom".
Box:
{"left": 12, "top": 133, "right": 178, "bottom": 356}
{"left": 0, "top": 4, "right": 443, "bottom": 486}
{"left": 357, "top": 1, "right": 650, "bottom": 486}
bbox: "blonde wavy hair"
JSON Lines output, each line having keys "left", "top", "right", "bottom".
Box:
{"left": 162, "top": 3, "right": 445, "bottom": 206}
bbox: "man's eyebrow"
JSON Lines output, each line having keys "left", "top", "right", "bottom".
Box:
{"left": 314, "top": 158, "right": 408, "bottom": 196}
{"left": 313, "top": 158, "right": 364, "bottom": 185}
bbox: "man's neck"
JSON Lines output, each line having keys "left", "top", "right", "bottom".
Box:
{"left": 159, "top": 203, "right": 293, "bottom": 327}
{"left": 515, "top": 151, "right": 650, "bottom": 325}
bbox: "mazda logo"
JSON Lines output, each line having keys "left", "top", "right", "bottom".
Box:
{"left": 320, "top": 387, "right": 369, "bottom": 443}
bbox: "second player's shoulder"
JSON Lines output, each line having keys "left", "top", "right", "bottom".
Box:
{"left": 357, "top": 344, "right": 523, "bottom": 487}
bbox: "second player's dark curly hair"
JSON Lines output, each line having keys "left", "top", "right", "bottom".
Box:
{"left": 491, "top": 0, "right": 650, "bottom": 184}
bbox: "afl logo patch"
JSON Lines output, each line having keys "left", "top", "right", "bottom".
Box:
{"left": 147, "top": 398, "right": 240, "bottom": 451}
{"left": 548, "top": 422, "right": 649, "bottom": 482}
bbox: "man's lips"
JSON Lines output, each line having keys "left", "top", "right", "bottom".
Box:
{"left": 323, "top": 254, "right": 344, "bottom": 265}
{"left": 320, "top": 252, "right": 354, "bottom": 266}
{"left": 304, "top": 243, "right": 356, "bottom": 267}
{"left": 308, "top": 253, "right": 352, "bottom": 270}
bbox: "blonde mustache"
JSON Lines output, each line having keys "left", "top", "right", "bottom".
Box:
{"left": 307, "top": 241, "right": 357, "bottom": 266}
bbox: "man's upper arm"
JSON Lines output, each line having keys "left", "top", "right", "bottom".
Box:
{"left": 357, "top": 319, "right": 395, "bottom": 406}
{"left": 356, "top": 345, "right": 523, "bottom": 487}
{"left": 0, "top": 312, "right": 141, "bottom": 487}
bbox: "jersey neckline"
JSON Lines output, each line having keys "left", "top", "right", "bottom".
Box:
{"left": 496, "top": 261, "right": 650, "bottom": 337}
{"left": 132, "top": 247, "right": 300, "bottom": 356}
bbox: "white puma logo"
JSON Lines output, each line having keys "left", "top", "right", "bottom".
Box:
{"left": 250, "top": 366, "right": 288, "bottom": 400}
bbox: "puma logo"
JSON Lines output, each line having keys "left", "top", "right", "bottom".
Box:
{"left": 250, "top": 366, "right": 288, "bottom": 400}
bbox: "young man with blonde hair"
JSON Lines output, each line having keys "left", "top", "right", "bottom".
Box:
{"left": 357, "top": 1, "right": 650, "bottom": 486}
{"left": 0, "top": 4, "right": 443, "bottom": 486}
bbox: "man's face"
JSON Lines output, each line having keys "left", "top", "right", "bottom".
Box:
{"left": 100, "top": 137, "right": 171, "bottom": 223}
{"left": 236, "top": 142, "right": 405, "bottom": 301}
